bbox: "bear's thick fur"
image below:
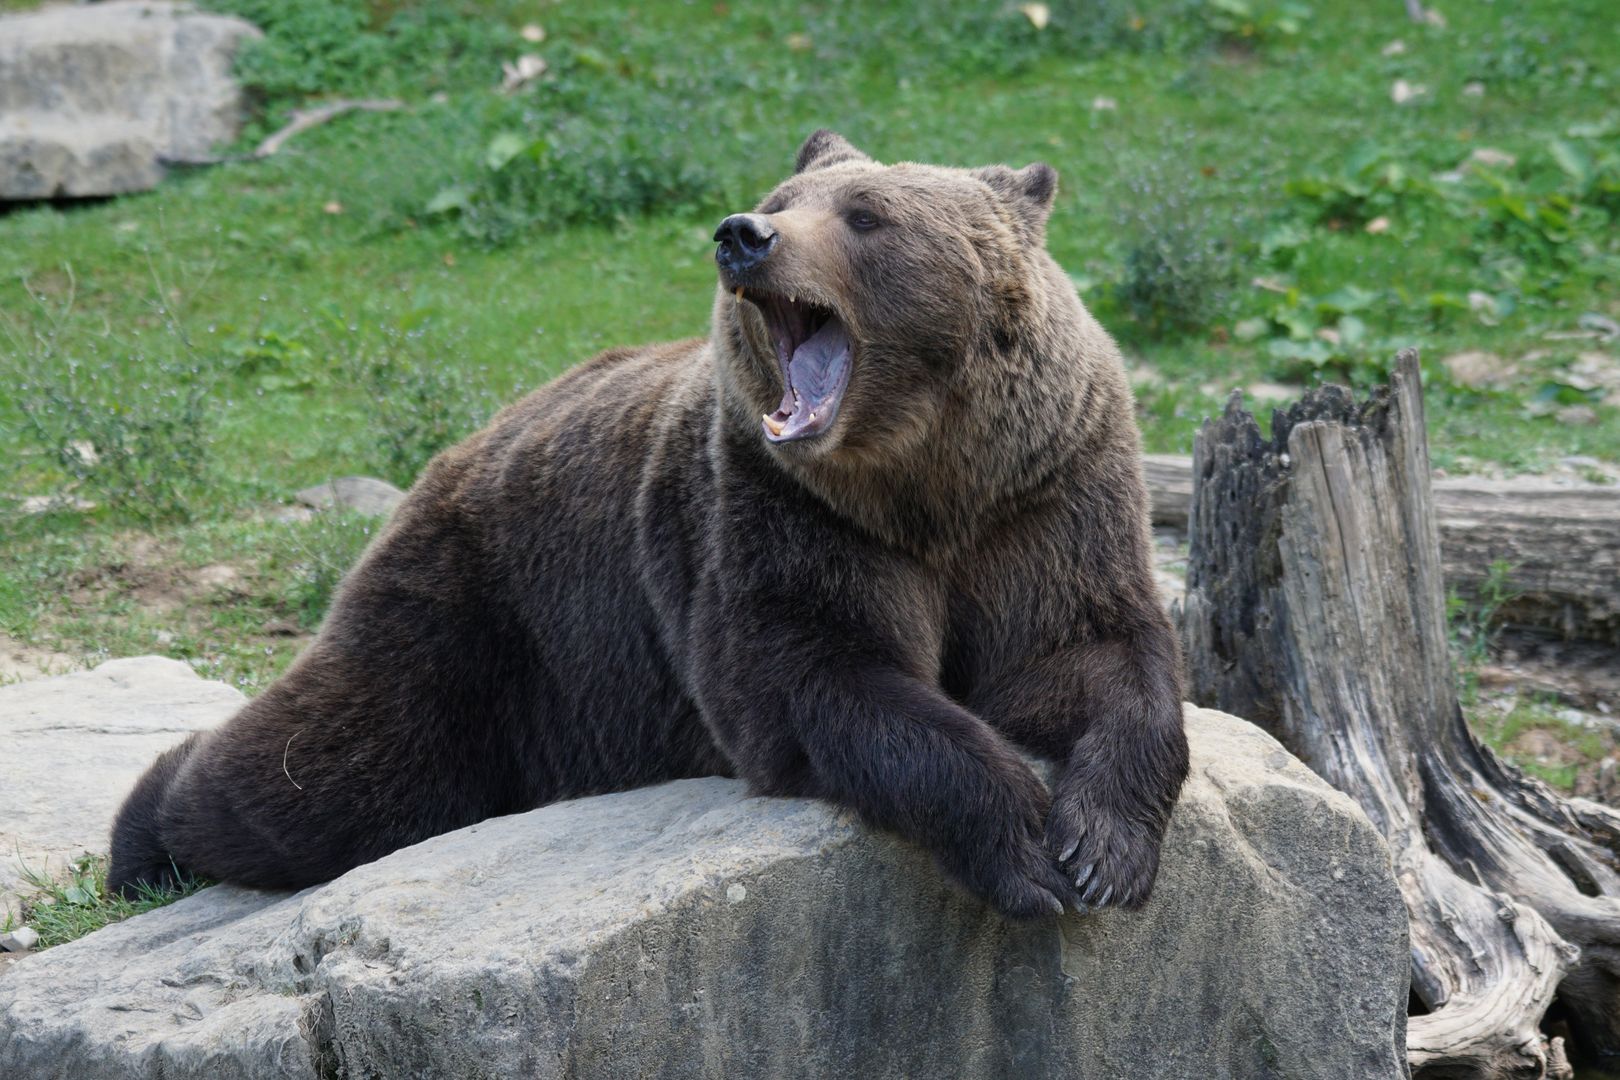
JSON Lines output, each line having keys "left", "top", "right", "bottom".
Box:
{"left": 109, "top": 132, "right": 1188, "bottom": 918}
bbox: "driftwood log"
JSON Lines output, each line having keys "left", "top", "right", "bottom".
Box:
{"left": 162, "top": 100, "right": 405, "bottom": 168}
{"left": 251, "top": 99, "right": 404, "bottom": 159}
{"left": 1145, "top": 453, "right": 1620, "bottom": 644}
{"left": 1180, "top": 350, "right": 1620, "bottom": 1078}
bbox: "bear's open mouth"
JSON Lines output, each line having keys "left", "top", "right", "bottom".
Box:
{"left": 739, "top": 288, "right": 852, "bottom": 444}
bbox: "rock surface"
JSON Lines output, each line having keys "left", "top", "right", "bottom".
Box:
{"left": 0, "top": 1, "right": 260, "bottom": 199}
{"left": 0, "top": 656, "right": 244, "bottom": 920}
{"left": 0, "top": 678, "right": 1410, "bottom": 1079}
{"left": 294, "top": 475, "right": 408, "bottom": 517}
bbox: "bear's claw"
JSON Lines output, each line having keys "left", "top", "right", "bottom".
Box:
{"left": 1045, "top": 785, "right": 1164, "bottom": 913}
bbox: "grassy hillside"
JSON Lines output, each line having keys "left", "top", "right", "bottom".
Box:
{"left": 1, "top": 0, "right": 1616, "bottom": 692}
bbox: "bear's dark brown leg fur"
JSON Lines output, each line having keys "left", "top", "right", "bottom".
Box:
{"left": 680, "top": 433, "right": 1085, "bottom": 916}
{"left": 948, "top": 453, "right": 1190, "bottom": 911}
{"left": 990, "top": 630, "right": 1188, "bottom": 911}
{"left": 107, "top": 733, "right": 202, "bottom": 895}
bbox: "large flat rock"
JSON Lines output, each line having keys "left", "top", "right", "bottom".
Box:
{"left": 0, "top": 656, "right": 245, "bottom": 919}
{"left": 0, "top": 697, "right": 1410, "bottom": 1078}
{"left": 0, "top": 1, "right": 260, "bottom": 198}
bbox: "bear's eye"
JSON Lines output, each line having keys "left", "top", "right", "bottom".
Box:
{"left": 846, "top": 209, "right": 882, "bottom": 233}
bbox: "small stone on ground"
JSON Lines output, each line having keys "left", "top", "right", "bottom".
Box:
{"left": 294, "top": 476, "right": 407, "bottom": 517}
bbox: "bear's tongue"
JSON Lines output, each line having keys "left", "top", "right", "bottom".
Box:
{"left": 763, "top": 315, "right": 852, "bottom": 444}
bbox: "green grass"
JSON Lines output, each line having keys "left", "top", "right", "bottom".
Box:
{"left": 4, "top": 0, "right": 1615, "bottom": 688}
{"left": 1, "top": 0, "right": 1613, "bottom": 672}
{"left": 1472, "top": 694, "right": 1612, "bottom": 792}
{"left": 0, "top": 3, "right": 1614, "bottom": 730}
{"left": 5, "top": 855, "right": 206, "bottom": 949}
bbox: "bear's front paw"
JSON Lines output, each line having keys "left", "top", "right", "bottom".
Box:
{"left": 965, "top": 831, "right": 1082, "bottom": 921}
{"left": 1044, "top": 788, "right": 1164, "bottom": 912}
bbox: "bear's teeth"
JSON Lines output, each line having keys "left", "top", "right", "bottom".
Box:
{"left": 763, "top": 414, "right": 785, "bottom": 436}
{"left": 734, "top": 287, "right": 744, "bottom": 301}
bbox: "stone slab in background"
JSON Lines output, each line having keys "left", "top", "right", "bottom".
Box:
{"left": 0, "top": 656, "right": 244, "bottom": 920}
{"left": 0, "top": 1, "right": 260, "bottom": 199}
{"left": 0, "top": 704, "right": 1411, "bottom": 1079}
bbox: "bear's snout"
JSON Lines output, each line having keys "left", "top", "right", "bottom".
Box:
{"left": 714, "top": 213, "right": 778, "bottom": 276}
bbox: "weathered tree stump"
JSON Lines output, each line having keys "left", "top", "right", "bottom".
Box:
{"left": 1180, "top": 350, "right": 1620, "bottom": 1078}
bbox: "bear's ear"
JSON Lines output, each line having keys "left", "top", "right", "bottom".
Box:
{"left": 795, "top": 130, "right": 872, "bottom": 174}
{"left": 973, "top": 163, "right": 1059, "bottom": 240}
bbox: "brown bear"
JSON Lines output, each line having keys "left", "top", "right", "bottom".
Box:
{"left": 109, "top": 131, "right": 1189, "bottom": 919}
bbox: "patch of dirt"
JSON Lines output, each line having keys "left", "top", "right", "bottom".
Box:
{"left": 1442, "top": 349, "right": 1515, "bottom": 389}
{"left": 1477, "top": 632, "right": 1620, "bottom": 803}
{"left": 17, "top": 528, "right": 314, "bottom": 692}
{"left": 191, "top": 564, "right": 241, "bottom": 589}
{"left": 0, "top": 633, "right": 80, "bottom": 684}
{"left": 1482, "top": 630, "right": 1620, "bottom": 714}
{"left": 63, "top": 535, "right": 253, "bottom": 615}
{"left": 1506, "top": 728, "right": 1586, "bottom": 768}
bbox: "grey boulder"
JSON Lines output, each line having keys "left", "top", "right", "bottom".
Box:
{"left": 0, "top": 1, "right": 260, "bottom": 199}
{"left": 0, "top": 656, "right": 244, "bottom": 920}
{"left": 293, "top": 476, "right": 408, "bottom": 518}
{"left": 0, "top": 702, "right": 1410, "bottom": 1079}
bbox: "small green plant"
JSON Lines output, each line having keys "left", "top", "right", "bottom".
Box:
{"left": 0, "top": 271, "right": 218, "bottom": 525}
{"left": 1199, "top": 0, "right": 1311, "bottom": 49}
{"left": 1235, "top": 283, "right": 1397, "bottom": 385}
{"left": 421, "top": 93, "right": 722, "bottom": 247}
{"left": 15, "top": 853, "right": 206, "bottom": 949}
{"left": 1448, "top": 559, "right": 1520, "bottom": 702}
{"left": 226, "top": 327, "right": 325, "bottom": 394}
{"left": 1110, "top": 161, "right": 1239, "bottom": 338}
{"left": 339, "top": 326, "right": 496, "bottom": 488}
{"left": 1520, "top": 377, "right": 1607, "bottom": 420}
{"left": 204, "top": 0, "right": 516, "bottom": 121}
{"left": 1457, "top": 138, "right": 1620, "bottom": 298}
{"left": 1284, "top": 142, "right": 1443, "bottom": 229}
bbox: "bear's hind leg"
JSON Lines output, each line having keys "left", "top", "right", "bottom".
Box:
{"left": 152, "top": 665, "right": 518, "bottom": 891}
{"left": 107, "top": 732, "right": 203, "bottom": 897}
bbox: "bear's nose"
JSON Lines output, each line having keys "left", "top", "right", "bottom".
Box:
{"left": 714, "top": 213, "right": 779, "bottom": 274}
